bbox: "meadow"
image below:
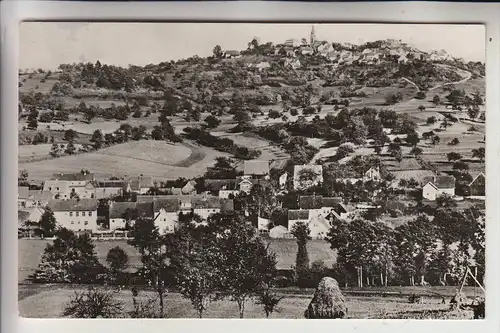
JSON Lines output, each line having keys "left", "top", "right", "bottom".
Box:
{"left": 18, "top": 283, "right": 481, "bottom": 319}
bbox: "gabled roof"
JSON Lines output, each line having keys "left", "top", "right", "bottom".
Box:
{"left": 28, "top": 190, "right": 53, "bottom": 202}
{"left": 154, "top": 199, "right": 181, "bottom": 213}
{"left": 18, "top": 186, "right": 29, "bottom": 199}
{"left": 136, "top": 202, "right": 154, "bottom": 217}
{"left": 423, "top": 175, "right": 456, "bottom": 189}
{"left": 288, "top": 210, "right": 309, "bottom": 220}
{"left": 51, "top": 173, "right": 94, "bottom": 181}
{"left": 48, "top": 198, "right": 98, "bottom": 212}
{"left": 299, "top": 196, "right": 324, "bottom": 210}
{"left": 96, "top": 181, "right": 125, "bottom": 188}
{"left": 191, "top": 197, "right": 224, "bottom": 210}
{"left": 322, "top": 197, "right": 343, "bottom": 208}
{"left": 244, "top": 160, "right": 270, "bottom": 176}
{"left": 220, "top": 199, "right": 234, "bottom": 211}
{"left": 126, "top": 176, "right": 154, "bottom": 191}
{"left": 109, "top": 202, "right": 137, "bottom": 219}
{"left": 205, "top": 179, "right": 238, "bottom": 191}
{"left": 469, "top": 172, "right": 485, "bottom": 186}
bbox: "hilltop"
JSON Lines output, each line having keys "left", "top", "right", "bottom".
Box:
{"left": 18, "top": 36, "right": 485, "bottom": 181}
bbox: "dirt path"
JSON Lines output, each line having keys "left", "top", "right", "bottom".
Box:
{"left": 173, "top": 141, "right": 207, "bottom": 167}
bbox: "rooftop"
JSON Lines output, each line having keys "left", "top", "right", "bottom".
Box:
{"left": 51, "top": 173, "right": 95, "bottom": 182}
{"left": 48, "top": 198, "right": 98, "bottom": 212}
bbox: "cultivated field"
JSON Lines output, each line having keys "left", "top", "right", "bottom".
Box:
{"left": 18, "top": 283, "right": 481, "bottom": 319}
{"left": 18, "top": 140, "right": 231, "bottom": 181}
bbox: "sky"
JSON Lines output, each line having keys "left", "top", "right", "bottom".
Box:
{"left": 19, "top": 22, "right": 485, "bottom": 70}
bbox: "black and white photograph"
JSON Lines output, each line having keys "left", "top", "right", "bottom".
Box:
{"left": 17, "top": 22, "right": 486, "bottom": 320}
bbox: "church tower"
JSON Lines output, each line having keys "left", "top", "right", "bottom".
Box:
{"left": 310, "top": 25, "right": 317, "bottom": 45}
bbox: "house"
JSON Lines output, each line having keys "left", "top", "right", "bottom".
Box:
{"left": 293, "top": 165, "right": 323, "bottom": 190}
{"left": 17, "top": 207, "right": 45, "bottom": 227}
{"left": 269, "top": 225, "right": 290, "bottom": 239}
{"left": 124, "top": 176, "right": 154, "bottom": 194}
{"left": 257, "top": 216, "right": 270, "bottom": 231}
{"left": 26, "top": 190, "right": 52, "bottom": 208}
{"left": 283, "top": 47, "right": 296, "bottom": 57}
{"left": 308, "top": 214, "right": 331, "bottom": 240}
{"left": 279, "top": 172, "right": 289, "bottom": 188}
{"left": 363, "top": 166, "right": 382, "bottom": 182}
{"left": 181, "top": 180, "right": 197, "bottom": 195}
{"left": 191, "top": 196, "right": 234, "bottom": 220}
{"left": 422, "top": 175, "right": 456, "bottom": 201}
{"left": 223, "top": 50, "right": 241, "bottom": 59}
{"left": 95, "top": 181, "right": 124, "bottom": 199}
{"left": 44, "top": 173, "right": 96, "bottom": 199}
{"left": 284, "top": 58, "right": 301, "bottom": 69}
{"left": 255, "top": 62, "right": 271, "bottom": 71}
{"left": 299, "top": 195, "right": 348, "bottom": 220}
{"left": 48, "top": 198, "right": 98, "bottom": 232}
{"left": 18, "top": 186, "right": 29, "bottom": 208}
{"left": 237, "top": 178, "right": 270, "bottom": 195}
{"left": 284, "top": 38, "right": 301, "bottom": 47}
{"left": 204, "top": 179, "right": 238, "bottom": 197}
{"left": 468, "top": 172, "right": 485, "bottom": 197}
{"left": 287, "top": 210, "right": 310, "bottom": 233}
{"left": 153, "top": 198, "right": 181, "bottom": 234}
{"left": 317, "top": 42, "right": 333, "bottom": 53}
{"left": 301, "top": 47, "right": 314, "bottom": 55}
{"left": 108, "top": 202, "right": 154, "bottom": 230}
{"left": 244, "top": 160, "right": 270, "bottom": 180}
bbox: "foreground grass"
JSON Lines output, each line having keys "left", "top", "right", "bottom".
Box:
{"left": 18, "top": 284, "right": 477, "bottom": 319}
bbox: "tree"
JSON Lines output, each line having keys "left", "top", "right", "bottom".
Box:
{"left": 472, "top": 147, "right": 485, "bottom": 163}
{"left": 19, "top": 169, "right": 29, "bottom": 185}
{"left": 256, "top": 286, "right": 283, "bottom": 318}
{"left": 233, "top": 110, "right": 252, "bottom": 124}
{"left": 84, "top": 107, "right": 97, "bottom": 123}
{"left": 213, "top": 45, "right": 223, "bottom": 59}
{"left": 63, "top": 287, "right": 123, "bottom": 318}
{"left": 65, "top": 141, "right": 76, "bottom": 155}
{"left": 204, "top": 115, "right": 221, "bottom": 129}
{"left": 291, "top": 222, "right": 312, "bottom": 288}
{"left": 432, "top": 95, "right": 441, "bottom": 106}
{"left": 453, "top": 161, "right": 469, "bottom": 172}
{"left": 206, "top": 212, "right": 277, "bottom": 318}
{"left": 28, "top": 117, "right": 38, "bottom": 130}
{"left": 128, "top": 218, "right": 170, "bottom": 316}
{"left": 431, "top": 135, "right": 441, "bottom": 146}
{"left": 151, "top": 126, "right": 165, "bottom": 140}
{"left": 405, "top": 132, "right": 420, "bottom": 147}
{"left": 426, "top": 116, "right": 437, "bottom": 125}
{"left": 447, "top": 152, "right": 462, "bottom": 162}
{"left": 39, "top": 207, "right": 57, "bottom": 237}
{"left": 106, "top": 246, "right": 129, "bottom": 284}
{"left": 418, "top": 105, "right": 426, "bottom": 112}
{"left": 64, "top": 129, "right": 78, "bottom": 142}
{"left": 467, "top": 106, "right": 480, "bottom": 120}
{"left": 31, "top": 228, "right": 105, "bottom": 283}
{"left": 387, "top": 142, "right": 402, "bottom": 159}
{"left": 268, "top": 109, "right": 281, "bottom": 119}
{"left": 449, "top": 138, "right": 460, "bottom": 146}
{"left": 336, "top": 143, "right": 355, "bottom": 160}
{"left": 132, "top": 110, "right": 142, "bottom": 118}
{"left": 49, "top": 142, "right": 61, "bottom": 157}
{"left": 90, "top": 129, "right": 104, "bottom": 150}
{"left": 409, "top": 147, "right": 423, "bottom": 157}
{"left": 170, "top": 222, "right": 222, "bottom": 318}
{"left": 205, "top": 157, "right": 238, "bottom": 179}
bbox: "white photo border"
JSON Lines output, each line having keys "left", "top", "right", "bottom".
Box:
{"left": 2, "top": 1, "right": 500, "bottom": 333}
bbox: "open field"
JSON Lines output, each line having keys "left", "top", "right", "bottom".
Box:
{"left": 18, "top": 283, "right": 481, "bottom": 319}
{"left": 18, "top": 140, "right": 230, "bottom": 181}
{"left": 18, "top": 238, "right": 334, "bottom": 282}
{"left": 19, "top": 73, "right": 57, "bottom": 93}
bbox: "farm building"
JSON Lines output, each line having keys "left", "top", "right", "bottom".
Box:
{"left": 108, "top": 202, "right": 154, "bottom": 230}
{"left": 94, "top": 180, "right": 124, "bottom": 199}
{"left": 293, "top": 164, "right": 323, "bottom": 190}
{"left": 223, "top": 50, "right": 241, "bottom": 58}
{"left": 468, "top": 172, "right": 485, "bottom": 197}
{"left": 18, "top": 207, "right": 45, "bottom": 227}
{"left": 299, "top": 195, "right": 348, "bottom": 220}
{"left": 288, "top": 210, "right": 310, "bottom": 232}
{"left": 124, "top": 176, "right": 154, "bottom": 195}
{"left": 243, "top": 160, "right": 270, "bottom": 180}
{"left": 269, "top": 225, "right": 291, "bottom": 239}
{"left": 181, "top": 180, "right": 197, "bottom": 195}
{"left": 204, "top": 179, "right": 238, "bottom": 197}
{"left": 18, "top": 187, "right": 52, "bottom": 209}
{"left": 422, "top": 175, "right": 456, "bottom": 201}
{"left": 48, "top": 198, "right": 98, "bottom": 232}
{"left": 363, "top": 166, "right": 382, "bottom": 182}
{"left": 44, "top": 172, "right": 96, "bottom": 199}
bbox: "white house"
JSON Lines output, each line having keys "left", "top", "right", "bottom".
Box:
{"left": 284, "top": 38, "right": 301, "bottom": 47}
{"left": 269, "top": 225, "right": 290, "bottom": 239}
{"left": 279, "top": 172, "right": 289, "bottom": 188}
{"left": 422, "top": 175, "right": 456, "bottom": 201}
{"left": 108, "top": 201, "right": 154, "bottom": 230}
{"left": 301, "top": 47, "right": 314, "bottom": 55}
{"left": 44, "top": 172, "right": 96, "bottom": 199}
{"left": 363, "top": 166, "right": 382, "bottom": 182}
{"left": 95, "top": 181, "right": 124, "bottom": 199}
{"left": 153, "top": 199, "right": 181, "bottom": 234}
{"left": 293, "top": 165, "right": 323, "bottom": 190}
{"left": 18, "top": 187, "right": 52, "bottom": 208}
{"left": 255, "top": 62, "right": 271, "bottom": 71}
{"left": 223, "top": 50, "right": 241, "bottom": 59}
{"left": 258, "top": 216, "right": 270, "bottom": 231}
{"left": 124, "top": 176, "right": 154, "bottom": 194}
{"left": 285, "top": 58, "right": 301, "bottom": 69}
{"left": 308, "top": 214, "right": 331, "bottom": 240}
{"left": 48, "top": 198, "right": 98, "bottom": 232}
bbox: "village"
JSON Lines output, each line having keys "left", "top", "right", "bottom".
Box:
{"left": 17, "top": 23, "right": 486, "bottom": 319}
{"left": 17, "top": 159, "right": 485, "bottom": 240}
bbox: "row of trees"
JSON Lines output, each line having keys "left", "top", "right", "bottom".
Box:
{"left": 33, "top": 212, "right": 282, "bottom": 318}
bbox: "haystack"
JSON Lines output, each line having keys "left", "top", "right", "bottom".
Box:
{"left": 304, "top": 277, "right": 347, "bottom": 319}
